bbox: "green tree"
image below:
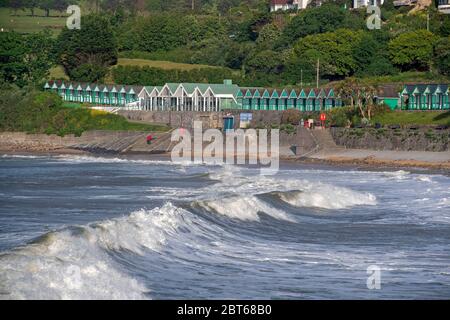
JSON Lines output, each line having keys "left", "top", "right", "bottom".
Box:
{"left": 434, "top": 37, "right": 450, "bottom": 76}
{"left": 294, "top": 29, "right": 363, "bottom": 80}
{"left": 336, "top": 77, "right": 377, "bottom": 121}
{"left": 9, "top": 0, "right": 25, "bottom": 15}
{"left": 53, "top": 0, "right": 69, "bottom": 16}
{"left": 0, "top": 32, "right": 27, "bottom": 86}
{"left": 388, "top": 30, "right": 438, "bottom": 71}
{"left": 245, "top": 50, "right": 284, "bottom": 74}
{"left": 255, "top": 23, "right": 281, "bottom": 50}
{"left": 439, "top": 17, "right": 450, "bottom": 37}
{"left": 224, "top": 41, "right": 253, "bottom": 70}
{"left": 39, "top": 0, "right": 54, "bottom": 17}
{"left": 24, "top": 0, "right": 39, "bottom": 16}
{"left": 277, "top": 4, "right": 352, "bottom": 48}
{"left": 283, "top": 53, "right": 316, "bottom": 85}
{"left": 23, "top": 30, "right": 55, "bottom": 84}
{"left": 352, "top": 31, "right": 396, "bottom": 76}
{"left": 69, "top": 63, "right": 108, "bottom": 82}
{"left": 56, "top": 14, "right": 118, "bottom": 81}
{"left": 0, "top": 31, "right": 53, "bottom": 86}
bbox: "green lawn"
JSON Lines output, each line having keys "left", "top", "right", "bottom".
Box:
{"left": 60, "top": 103, "right": 170, "bottom": 131}
{"left": 0, "top": 8, "right": 67, "bottom": 35}
{"left": 49, "top": 65, "right": 69, "bottom": 80}
{"left": 115, "top": 58, "right": 220, "bottom": 71}
{"left": 62, "top": 101, "right": 85, "bottom": 108}
{"left": 329, "top": 72, "right": 450, "bottom": 88}
{"left": 50, "top": 58, "right": 223, "bottom": 82}
{"left": 362, "top": 72, "right": 450, "bottom": 86}
{"left": 372, "top": 111, "right": 450, "bottom": 126}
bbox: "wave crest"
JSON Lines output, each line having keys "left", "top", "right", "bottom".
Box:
{"left": 274, "top": 185, "right": 377, "bottom": 210}
{"left": 196, "top": 196, "right": 295, "bottom": 222}
{"left": 0, "top": 203, "right": 186, "bottom": 300}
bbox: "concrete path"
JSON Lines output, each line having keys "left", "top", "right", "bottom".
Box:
{"left": 312, "top": 148, "right": 450, "bottom": 163}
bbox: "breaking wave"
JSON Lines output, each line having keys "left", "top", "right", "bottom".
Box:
{"left": 195, "top": 195, "right": 295, "bottom": 222}
{"left": 272, "top": 186, "right": 377, "bottom": 210}
{"left": 383, "top": 170, "right": 411, "bottom": 180}
{"left": 54, "top": 154, "right": 194, "bottom": 166}
{"left": 0, "top": 203, "right": 186, "bottom": 300}
{"left": 1, "top": 154, "right": 47, "bottom": 159}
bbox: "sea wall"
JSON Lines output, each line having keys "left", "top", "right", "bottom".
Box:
{"left": 331, "top": 128, "right": 450, "bottom": 152}
{"left": 0, "top": 131, "right": 146, "bottom": 152}
{"left": 118, "top": 110, "right": 293, "bottom": 130}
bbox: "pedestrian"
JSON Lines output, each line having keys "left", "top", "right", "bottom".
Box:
{"left": 146, "top": 135, "right": 153, "bottom": 145}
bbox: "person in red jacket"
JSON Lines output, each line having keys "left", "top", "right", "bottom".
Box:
{"left": 146, "top": 135, "right": 153, "bottom": 145}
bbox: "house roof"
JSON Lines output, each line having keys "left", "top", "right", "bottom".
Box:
{"left": 45, "top": 80, "right": 342, "bottom": 102}
{"left": 45, "top": 81, "right": 142, "bottom": 94}
{"left": 377, "top": 85, "right": 400, "bottom": 98}
{"left": 271, "top": 0, "right": 292, "bottom": 5}
{"left": 403, "top": 84, "right": 449, "bottom": 95}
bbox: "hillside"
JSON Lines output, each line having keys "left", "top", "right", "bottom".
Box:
{"left": 1, "top": 0, "right": 449, "bottom": 89}
{"left": 0, "top": 7, "right": 66, "bottom": 34}
{"left": 0, "top": 87, "right": 170, "bottom": 137}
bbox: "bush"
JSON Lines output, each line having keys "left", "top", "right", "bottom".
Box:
{"left": 0, "top": 87, "right": 168, "bottom": 136}
{"left": 371, "top": 104, "right": 392, "bottom": 117}
{"left": 281, "top": 109, "right": 301, "bottom": 125}
{"left": 69, "top": 64, "right": 108, "bottom": 82}
{"left": 281, "top": 124, "right": 296, "bottom": 134}
{"left": 328, "top": 106, "right": 357, "bottom": 127}
{"left": 112, "top": 65, "right": 240, "bottom": 86}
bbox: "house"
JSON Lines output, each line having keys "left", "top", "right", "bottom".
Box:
{"left": 43, "top": 80, "right": 343, "bottom": 112}
{"left": 44, "top": 81, "right": 142, "bottom": 106}
{"left": 137, "top": 81, "right": 241, "bottom": 112}
{"left": 270, "top": 0, "right": 310, "bottom": 12}
{"left": 353, "top": 0, "right": 384, "bottom": 8}
{"left": 438, "top": 0, "right": 450, "bottom": 13}
{"left": 400, "top": 84, "right": 450, "bottom": 110}
{"left": 393, "top": 0, "right": 417, "bottom": 7}
{"left": 375, "top": 85, "right": 401, "bottom": 110}
{"left": 44, "top": 80, "right": 241, "bottom": 112}
{"left": 235, "top": 87, "right": 342, "bottom": 111}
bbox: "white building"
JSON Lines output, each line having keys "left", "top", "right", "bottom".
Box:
{"left": 270, "top": 0, "right": 311, "bottom": 12}
{"left": 438, "top": 0, "right": 450, "bottom": 13}
{"left": 353, "top": 0, "right": 384, "bottom": 8}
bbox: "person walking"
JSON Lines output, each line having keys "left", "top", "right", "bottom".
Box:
{"left": 146, "top": 135, "right": 153, "bottom": 145}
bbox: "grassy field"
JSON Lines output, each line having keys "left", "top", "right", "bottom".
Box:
{"left": 372, "top": 111, "right": 450, "bottom": 126}
{"left": 49, "top": 58, "right": 222, "bottom": 81}
{"left": 115, "top": 58, "right": 220, "bottom": 71}
{"left": 49, "top": 66, "right": 69, "bottom": 80}
{"left": 0, "top": 8, "right": 67, "bottom": 34}
{"left": 363, "top": 72, "right": 450, "bottom": 86}
{"left": 329, "top": 72, "right": 450, "bottom": 88}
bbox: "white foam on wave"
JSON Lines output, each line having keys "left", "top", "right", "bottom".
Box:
{"left": 416, "top": 175, "right": 433, "bottom": 183}
{"left": 0, "top": 203, "right": 185, "bottom": 300}
{"left": 278, "top": 184, "right": 377, "bottom": 210}
{"left": 383, "top": 170, "right": 411, "bottom": 180}
{"left": 92, "top": 203, "right": 183, "bottom": 255}
{"left": 1, "top": 154, "right": 46, "bottom": 159}
{"left": 197, "top": 196, "right": 295, "bottom": 222}
{"left": 54, "top": 154, "right": 195, "bottom": 166}
{"left": 208, "top": 166, "right": 377, "bottom": 210}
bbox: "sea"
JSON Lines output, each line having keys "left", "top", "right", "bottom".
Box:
{"left": 0, "top": 153, "right": 449, "bottom": 299}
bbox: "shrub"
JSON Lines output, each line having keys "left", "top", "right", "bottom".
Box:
{"left": 328, "top": 106, "right": 357, "bottom": 127}
{"left": 281, "top": 109, "right": 301, "bottom": 125}
{"left": 0, "top": 87, "right": 168, "bottom": 137}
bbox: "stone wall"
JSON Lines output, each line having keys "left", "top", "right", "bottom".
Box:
{"left": 331, "top": 128, "right": 450, "bottom": 152}
{"left": 117, "top": 110, "right": 291, "bottom": 130}
{"left": 0, "top": 131, "right": 147, "bottom": 151}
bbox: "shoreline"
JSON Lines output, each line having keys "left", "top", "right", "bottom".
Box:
{"left": 1, "top": 145, "right": 449, "bottom": 174}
